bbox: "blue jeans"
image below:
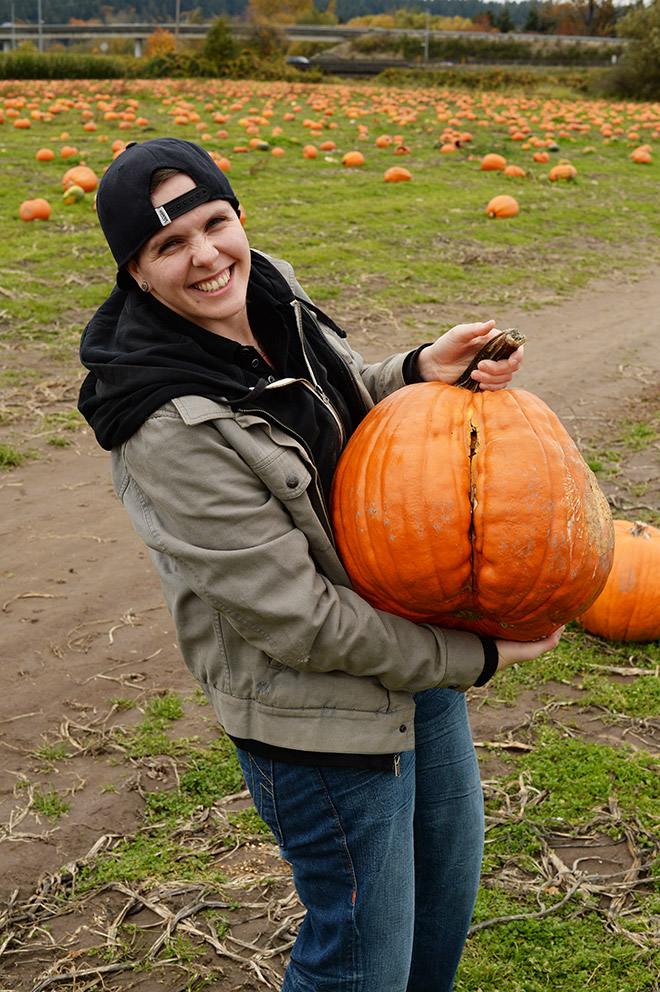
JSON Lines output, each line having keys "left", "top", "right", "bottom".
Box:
{"left": 236, "top": 688, "right": 484, "bottom": 992}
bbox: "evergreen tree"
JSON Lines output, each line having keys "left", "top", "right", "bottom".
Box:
{"left": 493, "top": 2, "right": 515, "bottom": 31}
{"left": 202, "top": 14, "right": 236, "bottom": 66}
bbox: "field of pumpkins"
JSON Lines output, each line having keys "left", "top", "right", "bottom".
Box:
{"left": 3, "top": 77, "right": 657, "bottom": 242}
{"left": 2, "top": 73, "right": 660, "bottom": 992}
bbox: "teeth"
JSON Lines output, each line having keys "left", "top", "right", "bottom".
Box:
{"left": 194, "top": 270, "right": 230, "bottom": 292}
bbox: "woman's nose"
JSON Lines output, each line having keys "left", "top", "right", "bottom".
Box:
{"left": 191, "top": 235, "right": 219, "bottom": 265}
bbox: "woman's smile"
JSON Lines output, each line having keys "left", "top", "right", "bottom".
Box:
{"left": 191, "top": 266, "right": 233, "bottom": 294}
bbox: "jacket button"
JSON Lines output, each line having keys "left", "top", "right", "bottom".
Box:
{"left": 399, "top": 724, "right": 407, "bottom": 733}
{"left": 285, "top": 475, "right": 299, "bottom": 489}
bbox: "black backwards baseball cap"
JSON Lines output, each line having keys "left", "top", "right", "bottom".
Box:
{"left": 96, "top": 137, "right": 241, "bottom": 288}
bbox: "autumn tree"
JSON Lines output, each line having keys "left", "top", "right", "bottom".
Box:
{"left": 145, "top": 26, "right": 176, "bottom": 56}
{"left": 536, "top": 0, "right": 616, "bottom": 36}
{"left": 245, "top": 0, "right": 320, "bottom": 26}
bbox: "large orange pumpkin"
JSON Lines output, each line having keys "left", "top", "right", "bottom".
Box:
{"left": 330, "top": 346, "right": 613, "bottom": 641}
{"left": 578, "top": 520, "right": 660, "bottom": 642}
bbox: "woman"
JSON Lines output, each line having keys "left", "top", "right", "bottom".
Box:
{"left": 79, "top": 137, "right": 562, "bottom": 992}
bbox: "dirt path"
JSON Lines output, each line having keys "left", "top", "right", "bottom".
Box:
{"left": 1, "top": 266, "right": 659, "bottom": 985}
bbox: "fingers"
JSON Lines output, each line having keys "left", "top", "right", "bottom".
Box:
{"left": 448, "top": 319, "right": 496, "bottom": 342}
{"left": 470, "top": 345, "right": 524, "bottom": 390}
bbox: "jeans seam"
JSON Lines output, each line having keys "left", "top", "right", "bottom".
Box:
{"left": 247, "top": 753, "right": 284, "bottom": 847}
{"left": 314, "top": 768, "right": 358, "bottom": 909}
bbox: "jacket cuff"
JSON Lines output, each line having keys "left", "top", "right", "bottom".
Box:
{"left": 474, "top": 637, "right": 499, "bottom": 686}
{"left": 402, "top": 343, "right": 432, "bottom": 384}
{"left": 433, "top": 628, "right": 488, "bottom": 692}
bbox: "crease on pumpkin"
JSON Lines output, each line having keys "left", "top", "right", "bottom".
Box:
{"left": 467, "top": 415, "right": 479, "bottom": 595}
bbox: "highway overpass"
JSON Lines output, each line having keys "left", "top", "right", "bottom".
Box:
{"left": 0, "top": 21, "right": 625, "bottom": 59}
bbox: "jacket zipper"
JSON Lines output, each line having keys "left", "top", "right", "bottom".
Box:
{"left": 289, "top": 299, "right": 347, "bottom": 450}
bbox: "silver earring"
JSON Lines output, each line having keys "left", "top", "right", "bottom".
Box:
{"left": 140, "top": 280, "right": 149, "bottom": 293}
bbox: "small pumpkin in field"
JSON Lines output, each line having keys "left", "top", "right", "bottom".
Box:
{"left": 35, "top": 147, "right": 55, "bottom": 162}
{"left": 486, "top": 194, "right": 519, "bottom": 219}
{"left": 384, "top": 166, "right": 411, "bottom": 183}
{"left": 62, "top": 165, "right": 98, "bottom": 192}
{"left": 504, "top": 164, "right": 526, "bottom": 178}
{"left": 578, "top": 520, "right": 660, "bottom": 642}
{"left": 630, "top": 146, "right": 652, "bottom": 164}
{"left": 330, "top": 332, "right": 614, "bottom": 641}
{"left": 549, "top": 162, "right": 577, "bottom": 181}
{"left": 342, "top": 151, "right": 365, "bottom": 167}
{"left": 481, "top": 153, "right": 507, "bottom": 171}
{"left": 19, "top": 198, "right": 51, "bottom": 221}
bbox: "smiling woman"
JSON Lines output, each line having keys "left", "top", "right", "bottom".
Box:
{"left": 126, "top": 172, "right": 253, "bottom": 343}
{"left": 77, "top": 136, "right": 562, "bottom": 992}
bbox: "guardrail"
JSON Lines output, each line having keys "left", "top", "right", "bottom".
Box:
{"left": 0, "top": 21, "right": 626, "bottom": 50}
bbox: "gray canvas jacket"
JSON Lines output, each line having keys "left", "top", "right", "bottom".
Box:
{"left": 109, "top": 256, "right": 486, "bottom": 756}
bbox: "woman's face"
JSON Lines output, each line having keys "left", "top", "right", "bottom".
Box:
{"left": 127, "top": 172, "right": 251, "bottom": 339}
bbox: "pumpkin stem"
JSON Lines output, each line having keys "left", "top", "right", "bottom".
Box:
{"left": 452, "top": 328, "right": 526, "bottom": 392}
{"left": 630, "top": 520, "right": 651, "bottom": 539}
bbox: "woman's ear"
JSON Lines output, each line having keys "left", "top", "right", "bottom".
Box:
{"left": 126, "top": 258, "right": 141, "bottom": 283}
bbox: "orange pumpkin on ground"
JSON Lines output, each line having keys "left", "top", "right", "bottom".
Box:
{"left": 630, "top": 146, "right": 652, "bottom": 164}
{"left": 549, "top": 162, "right": 577, "bottom": 181}
{"left": 504, "top": 164, "right": 526, "bottom": 178}
{"left": 481, "top": 153, "right": 507, "bottom": 171}
{"left": 19, "top": 198, "right": 51, "bottom": 221}
{"left": 486, "top": 195, "right": 519, "bottom": 218}
{"left": 62, "top": 165, "right": 98, "bottom": 192}
{"left": 384, "top": 166, "right": 412, "bottom": 182}
{"left": 330, "top": 339, "right": 613, "bottom": 641}
{"left": 342, "top": 151, "right": 365, "bottom": 167}
{"left": 36, "top": 147, "right": 55, "bottom": 161}
{"left": 578, "top": 520, "right": 660, "bottom": 642}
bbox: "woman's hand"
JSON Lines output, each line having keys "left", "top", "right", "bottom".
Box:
{"left": 494, "top": 626, "right": 565, "bottom": 673}
{"left": 417, "top": 319, "right": 523, "bottom": 391}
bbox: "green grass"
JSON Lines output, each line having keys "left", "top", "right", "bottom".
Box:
{"left": 457, "top": 891, "right": 659, "bottom": 991}
{"left": 78, "top": 691, "right": 245, "bottom": 892}
{"left": 31, "top": 786, "right": 70, "bottom": 822}
{"left": 0, "top": 442, "right": 25, "bottom": 468}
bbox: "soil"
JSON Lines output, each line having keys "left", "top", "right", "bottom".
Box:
{"left": 1, "top": 265, "right": 660, "bottom": 990}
